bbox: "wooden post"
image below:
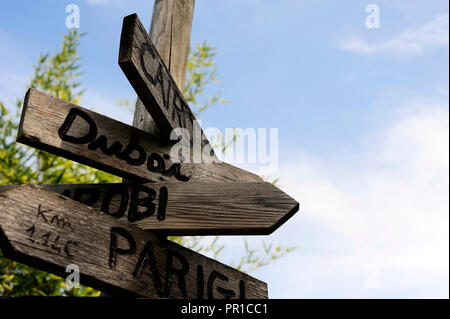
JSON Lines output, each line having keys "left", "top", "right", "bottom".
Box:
{"left": 132, "top": 0, "right": 195, "bottom": 135}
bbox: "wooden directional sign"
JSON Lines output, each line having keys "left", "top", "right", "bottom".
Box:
{"left": 0, "top": 185, "right": 268, "bottom": 298}
{"left": 17, "top": 88, "right": 262, "bottom": 183}
{"left": 0, "top": 182, "right": 298, "bottom": 235}
{"left": 2, "top": 10, "right": 301, "bottom": 299}
{"left": 119, "top": 13, "right": 211, "bottom": 151}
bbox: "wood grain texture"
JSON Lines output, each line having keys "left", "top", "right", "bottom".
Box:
{"left": 149, "top": 0, "right": 194, "bottom": 91}
{"left": 17, "top": 89, "right": 262, "bottom": 183}
{"left": 131, "top": 0, "right": 195, "bottom": 135}
{"left": 0, "top": 184, "right": 268, "bottom": 298}
{"left": 0, "top": 182, "right": 299, "bottom": 235}
{"left": 119, "top": 13, "right": 215, "bottom": 160}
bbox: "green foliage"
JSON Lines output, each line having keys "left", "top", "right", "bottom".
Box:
{"left": 0, "top": 31, "right": 294, "bottom": 296}
{"left": 30, "top": 31, "right": 85, "bottom": 104}
{"left": 0, "top": 30, "right": 117, "bottom": 296}
{"left": 169, "top": 236, "right": 295, "bottom": 274}
{"left": 231, "top": 240, "right": 296, "bottom": 273}
{"left": 0, "top": 257, "right": 99, "bottom": 296}
{"left": 185, "top": 42, "right": 228, "bottom": 116}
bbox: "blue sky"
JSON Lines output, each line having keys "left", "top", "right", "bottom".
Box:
{"left": 0, "top": 0, "right": 448, "bottom": 298}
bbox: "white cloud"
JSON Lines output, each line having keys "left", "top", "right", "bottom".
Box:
{"left": 339, "top": 13, "right": 449, "bottom": 55}
{"left": 217, "top": 102, "right": 449, "bottom": 298}
{"left": 266, "top": 102, "right": 449, "bottom": 297}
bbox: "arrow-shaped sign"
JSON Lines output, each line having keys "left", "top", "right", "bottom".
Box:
{"left": 119, "top": 13, "right": 213, "bottom": 153}
{"left": 0, "top": 182, "right": 298, "bottom": 235}
{"left": 0, "top": 184, "right": 268, "bottom": 298}
{"left": 17, "top": 89, "right": 261, "bottom": 183}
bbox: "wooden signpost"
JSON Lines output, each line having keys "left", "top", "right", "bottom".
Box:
{"left": 0, "top": 3, "right": 300, "bottom": 299}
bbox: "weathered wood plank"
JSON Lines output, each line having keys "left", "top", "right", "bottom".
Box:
{"left": 119, "top": 13, "right": 214, "bottom": 159}
{"left": 0, "top": 182, "right": 299, "bottom": 235}
{"left": 0, "top": 184, "right": 268, "bottom": 298}
{"left": 17, "top": 88, "right": 262, "bottom": 183}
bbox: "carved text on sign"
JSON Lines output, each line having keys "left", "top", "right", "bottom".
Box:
{"left": 140, "top": 42, "right": 194, "bottom": 132}
{"left": 62, "top": 184, "right": 168, "bottom": 222}
{"left": 0, "top": 185, "right": 268, "bottom": 298}
{"left": 58, "top": 108, "right": 189, "bottom": 182}
{"left": 26, "top": 204, "right": 78, "bottom": 257}
{"left": 109, "top": 227, "right": 247, "bottom": 298}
